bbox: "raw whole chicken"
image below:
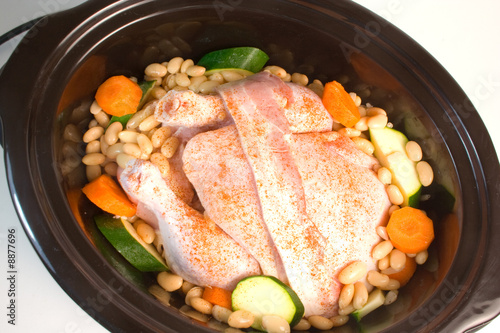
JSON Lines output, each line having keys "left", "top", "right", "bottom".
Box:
{"left": 119, "top": 71, "right": 390, "bottom": 317}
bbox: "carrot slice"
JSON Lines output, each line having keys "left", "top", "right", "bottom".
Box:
{"left": 386, "top": 207, "right": 434, "bottom": 254}
{"left": 387, "top": 256, "right": 417, "bottom": 287}
{"left": 202, "top": 286, "right": 232, "bottom": 309}
{"left": 95, "top": 75, "right": 143, "bottom": 117}
{"left": 82, "top": 174, "right": 136, "bottom": 217}
{"left": 321, "top": 80, "right": 360, "bottom": 128}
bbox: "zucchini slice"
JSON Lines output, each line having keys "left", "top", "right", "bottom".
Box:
{"left": 197, "top": 47, "right": 269, "bottom": 75}
{"left": 351, "top": 288, "right": 386, "bottom": 322}
{"left": 95, "top": 214, "right": 168, "bottom": 272}
{"left": 370, "top": 127, "right": 422, "bottom": 207}
{"left": 231, "top": 275, "right": 304, "bottom": 330}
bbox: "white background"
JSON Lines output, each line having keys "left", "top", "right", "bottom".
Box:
{"left": 0, "top": 0, "right": 499, "bottom": 332}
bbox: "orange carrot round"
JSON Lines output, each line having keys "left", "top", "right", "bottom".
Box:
{"left": 95, "top": 75, "right": 142, "bottom": 117}
{"left": 321, "top": 80, "right": 360, "bottom": 128}
{"left": 202, "top": 286, "right": 232, "bottom": 309}
{"left": 82, "top": 174, "right": 136, "bottom": 217}
{"left": 386, "top": 207, "right": 434, "bottom": 254}
{"left": 387, "top": 256, "right": 417, "bottom": 287}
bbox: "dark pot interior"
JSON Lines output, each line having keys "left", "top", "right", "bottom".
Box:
{"left": 0, "top": 0, "right": 499, "bottom": 332}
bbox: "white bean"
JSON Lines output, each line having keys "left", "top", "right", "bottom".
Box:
{"left": 127, "top": 103, "right": 155, "bottom": 129}
{"left": 175, "top": 72, "right": 191, "bottom": 87}
{"left": 376, "top": 226, "right": 389, "bottom": 240}
{"left": 366, "top": 107, "right": 387, "bottom": 117}
{"left": 85, "top": 140, "right": 101, "bottom": 154}
{"left": 90, "top": 100, "right": 102, "bottom": 114}
{"left": 116, "top": 153, "right": 135, "bottom": 169}
{"left": 118, "top": 130, "right": 139, "bottom": 143}
{"left": 137, "top": 133, "right": 153, "bottom": 158}
{"left": 416, "top": 161, "right": 434, "bottom": 186}
{"left": 416, "top": 250, "right": 429, "bottom": 265}
{"left": 262, "top": 315, "right": 290, "bottom": 333}
{"left": 353, "top": 282, "right": 368, "bottom": 309}
{"left": 167, "top": 57, "right": 183, "bottom": 74}
{"left": 151, "top": 126, "right": 172, "bottom": 148}
{"left": 406, "top": 141, "right": 423, "bottom": 161}
{"left": 291, "top": 73, "right": 308, "bottom": 86}
{"left": 367, "top": 270, "right": 390, "bottom": 288}
{"left": 136, "top": 222, "right": 155, "bottom": 244}
{"left": 227, "top": 310, "right": 254, "bottom": 329}
{"left": 377, "top": 167, "right": 392, "bottom": 185}
{"left": 190, "top": 297, "right": 213, "bottom": 315}
{"left": 292, "top": 318, "right": 311, "bottom": 331}
{"left": 86, "top": 165, "right": 101, "bottom": 182}
{"left": 94, "top": 111, "right": 110, "bottom": 128}
{"left": 198, "top": 80, "right": 220, "bottom": 94}
{"left": 352, "top": 137, "right": 375, "bottom": 155}
{"left": 138, "top": 115, "right": 161, "bottom": 132}
{"left": 263, "top": 65, "right": 287, "bottom": 79}
{"left": 330, "top": 315, "right": 349, "bottom": 327}
{"left": 354, "top": 116, "right": 369, "bottom": 131}
{"left": 339, "top": 127, "right": 361, "bottom": 137}
{"left": 378, "top": 256, "right": 390, "bottom": 271}
{"left": 145, "top": 63, "right": 168, "bottom": 78}
{"left": 221, "top": 70, "right": 245, "bottom": 82}
{"left": 82, "top": 153, "right": 105, "bottom": 166}
{"left": 181, "top": 281, "right": 195, "bottom": 294}
{"left": 188, "top": 75, "right": 208, "bottom": 92}
{"left": 338, "top": 261, "right": 367, "bottom": 285}
{"left": 338, "top": 304, "right": 355, "bottom": 316}
{"left": 339, "top": 283, "right": 354, "bottom": 309}
{"left": 384, "top": 290, "right": 399, "bottom": 305}
{"left": 151, "top": 86, "right": 167, "bottom": 99}
{"left": 208, "top": 72, "right": 224, "bottom": 83}
{"left": 186, "top": 65, "right": 206, "bottom": 77}
{"left": 372, "top": 240, "right": 394, "bottom": 260}
{"left": 185, "top": 286, "right": 203, "bottom": 306}
{"left": 367, "top": 114, "right": 388, "bottom": 129}
{"left": 390, "top": 249, "right": 407, "bottom": 271}
{"left": 387, "top": 184, "right": 404, "bottom": 205}
{"left": 105, "top": 121, "right": 123, "bottom": 145}
{"left": 212, "top": 305, "right": 232, "bottom": 323}
{"left": 381, "top": 279, "right": 401, "bottom": 290}
{"left": 150, "top": 153, "right": 171, "bottom": 178}
{"left": 83, "top": 126, "right": 104, "bottom": 143}
{"left": 308, "top": 316, "right": 333, "bottom": 331}
{"left": 180, "top": 59, "right": 194, "bottom": 73}
{"left": 161, "top": 136, "right": 180, "bottom": 158}
{"left": 123, "top": 143, "right": 142, "bottom": 158}
{"left": 157, "top": 272, "right": 183, "bottom": 292}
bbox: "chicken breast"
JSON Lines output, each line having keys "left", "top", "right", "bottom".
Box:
{"left": 119, "top": 159, "right": 261, "bottom": 290}
{"left": 183, "top": 125, "right": 287, "bottom": 282}
{"left": 287, "top": 131, "right": 391, "bottom": 275}
{"left": 218, "top": 72, "right": 340, "bottom": 317}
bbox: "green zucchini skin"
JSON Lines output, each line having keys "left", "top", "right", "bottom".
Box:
{"left": 370, "top": 127, "right": 422, "bottom": 207}
{"left": 197, "top": 47, "right": 269, "bottom": 74}
{"left": 95, "top": 214, "right": 168, "bottom": 272}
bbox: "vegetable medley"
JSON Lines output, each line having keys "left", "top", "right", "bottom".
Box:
{"left": 64, "top": 46, "right": 441, "bottom": 332}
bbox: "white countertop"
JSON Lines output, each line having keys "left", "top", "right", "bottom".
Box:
{"left": 0, "top": 0, "right": 499, "bottom": 332}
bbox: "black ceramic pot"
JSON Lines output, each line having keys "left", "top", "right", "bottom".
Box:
{"left": 1, "top": 0, "right": 499, "bottom": 332}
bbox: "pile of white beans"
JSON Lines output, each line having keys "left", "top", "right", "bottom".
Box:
{"left": 62, "top": 55, "right": 437, "bottom": 332}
